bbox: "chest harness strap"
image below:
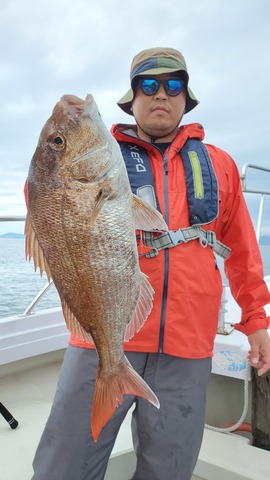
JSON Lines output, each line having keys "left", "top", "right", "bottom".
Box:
{"left": 119, "top": 138, "right": 231, "bottom": 260}
{"left": 141, "top": 227, "right": 231, "bottom": 259}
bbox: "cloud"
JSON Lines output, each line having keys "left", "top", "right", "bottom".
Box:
{"left": 0, "top": 0, "right": 270, "bottom": 236}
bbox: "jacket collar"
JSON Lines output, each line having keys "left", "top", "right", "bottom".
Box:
{"left": 111, "top": 123, "right": 205, "bottom": 152}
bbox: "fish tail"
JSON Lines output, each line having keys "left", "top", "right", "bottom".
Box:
{"left": 91, "top": 357, "right": 160, "bottom": 441}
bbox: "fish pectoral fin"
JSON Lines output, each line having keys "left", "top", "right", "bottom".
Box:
{"left": 91, "top": 356, "right": 159, "bottom": 442}
{"left": 132, "top": 194, "right": 168, "bottom": 232}
{"left": 24, "top": 213, "right": 52, "bottom": 280}
{"left": 124, "top": 272, "right": 154, "bottom": 342}
{"left": 62, "top": 299, "right": 93, "bottom": 342}
{"left": 89, "top": 187, "right": 111, "bottom": 227}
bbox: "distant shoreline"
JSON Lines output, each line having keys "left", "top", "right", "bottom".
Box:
{"left": 0, "top": 232, "right": 25, "bottom": 239}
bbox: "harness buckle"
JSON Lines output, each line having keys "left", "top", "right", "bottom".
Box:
{"left": 167, "top": 229, "right": 186, "bottom": 246}
{"left": 197, "top": 229, "right": 216, "bottom": 249}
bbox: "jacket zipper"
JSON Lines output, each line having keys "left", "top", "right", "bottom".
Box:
{"left": 158, "top": 151, "right": 170, "bottom": 353}
{"left": 116, "top": 131, "right": 170, "bottom": 353}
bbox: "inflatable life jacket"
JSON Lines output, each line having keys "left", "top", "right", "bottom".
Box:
{"left": 119, "top": 138, "right": 231, "bottom": 260}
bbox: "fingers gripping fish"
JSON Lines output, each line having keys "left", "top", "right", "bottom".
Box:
{"left": 25, "top": 94, "right": 168, "bottom": 441}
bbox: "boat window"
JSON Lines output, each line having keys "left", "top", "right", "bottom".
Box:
{"left": 216, "top": 193, "right": 270, "bottom": 284}
{"left": 245, "top": 193, "right": 270, "bottom": 277}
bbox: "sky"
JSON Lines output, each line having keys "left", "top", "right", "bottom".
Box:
{"left": 0, "top": 0, "right": 270, "bottom": 236}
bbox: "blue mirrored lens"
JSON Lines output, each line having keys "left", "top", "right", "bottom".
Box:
{"left": 140, "top": 79, "right": 159, "bottom": 95}
{"left": 140, "top": 78, "right": 184, "bottom": 96}
{"left": 166, "top": 79, "right": 183, "bottom": 96}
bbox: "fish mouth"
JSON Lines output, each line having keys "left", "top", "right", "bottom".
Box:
{"left": 59, "top": 93, "right": 96, "bottom": 119}
{"left": 62, "top": 94, "right": 116, "bottom": 184}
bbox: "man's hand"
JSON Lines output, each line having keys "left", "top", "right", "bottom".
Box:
{"left": 248, "top": 329, "right": 270, "bottom": 376}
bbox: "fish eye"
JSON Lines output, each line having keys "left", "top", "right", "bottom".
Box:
{"left": 48, "top": 132, "right": 66, "bottom": 150}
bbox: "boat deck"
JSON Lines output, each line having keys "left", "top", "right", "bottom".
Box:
{"left": 0, "top": 349, "right": 140, "bottom": 480}
{"left": 0, "top": 351, "right": 62, "bottom": 480}
{"left": 1, "top": 349, "right": 270, "bottom": 480}
{"left": 0, "top": 349, "right": 200, "bottom": 479}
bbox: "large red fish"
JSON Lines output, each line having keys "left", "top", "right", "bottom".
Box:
{"left": 25, "top": 94, "right": 168, "bottom": 441}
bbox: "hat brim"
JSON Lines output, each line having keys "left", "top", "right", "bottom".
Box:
{"left": 117, "top": 68, "right": 199, "bottom": 115}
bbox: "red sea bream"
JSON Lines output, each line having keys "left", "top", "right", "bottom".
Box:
{"left": 25, "top": 94, "right": 168, "bottom": 440}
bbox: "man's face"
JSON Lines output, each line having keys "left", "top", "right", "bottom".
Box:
{"left": 131, "top": 73, "right": 186, "bottom": 142}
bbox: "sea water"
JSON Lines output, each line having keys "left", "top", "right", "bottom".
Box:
{"left": 0, "top": 238, "right": 270, "bottom": 319}
{"left": 0, "top": 238, "right": 60, "bottom": 318}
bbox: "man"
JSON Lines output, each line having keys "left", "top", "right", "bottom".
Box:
{"left": 31, "top": 47, "right": 270, "bottom": 480}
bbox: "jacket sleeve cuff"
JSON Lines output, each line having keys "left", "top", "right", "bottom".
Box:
{"left": 234, "top": 316, "right": 270, "bottom": 336}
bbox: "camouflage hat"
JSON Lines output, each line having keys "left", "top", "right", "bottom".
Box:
{"left": 117, "top": 47, "right": 199, "bottom": 115}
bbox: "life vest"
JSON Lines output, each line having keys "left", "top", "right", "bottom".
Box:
{"left": 119, "top": 138, "right": 231, "bottom": 260}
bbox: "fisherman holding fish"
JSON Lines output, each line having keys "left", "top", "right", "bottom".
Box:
{"left": 26, "top": 47, "right": 270, "bottom": 480}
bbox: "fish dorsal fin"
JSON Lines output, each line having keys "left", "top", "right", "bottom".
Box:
{"left": 62, "top": 299, "right": 93, "bottom": 343}
{"left": 24, "top": 213, "right": 52, "bottom": 281}
{"left": 124, "top": 272, "right": 154, "bottom": 342}
{"left": 132, "top": 194, "right": 168, "bottom": 232}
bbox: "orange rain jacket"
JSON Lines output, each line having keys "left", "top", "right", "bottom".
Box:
{"left": 60, "top": 123, "right": 269, "bottom": 358}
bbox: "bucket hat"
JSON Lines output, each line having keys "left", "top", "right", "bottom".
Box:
{"left": 117, "top": 47, "right": 199, "bottom": 115}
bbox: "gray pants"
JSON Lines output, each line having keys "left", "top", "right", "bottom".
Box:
{"left": 32, "top": 346, "right": 211, "bottom": 480}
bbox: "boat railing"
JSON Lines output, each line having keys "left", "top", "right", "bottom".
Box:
{"left": 240, "top": 163, "right": 270, "bottom": 242}
{"left": 1, "top": 163, "right": 270, "bottom": 316}
{"left": 0, "top": 215, "right": 26, "bottom": 222}
{"left": 21, "top": 280, "right": 54, "bottom": 316}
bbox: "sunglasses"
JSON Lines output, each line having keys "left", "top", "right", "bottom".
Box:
{"left": 138, "top": 78, "right": 185, "bottom": 97}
